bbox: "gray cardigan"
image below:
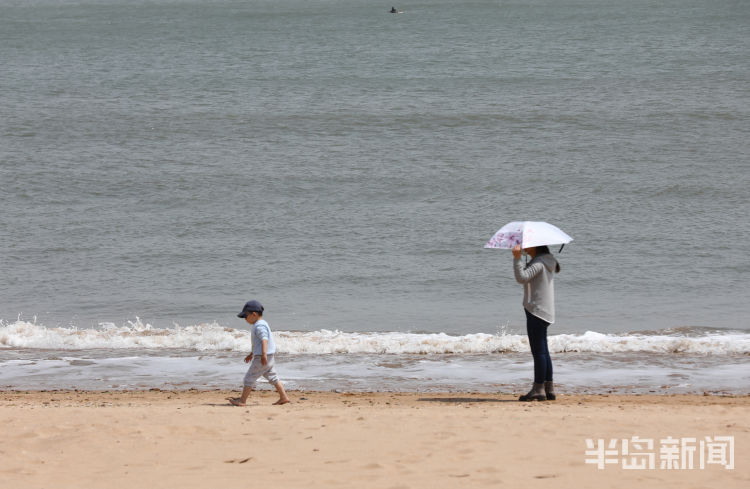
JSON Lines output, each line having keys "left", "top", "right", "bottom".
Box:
{"left": 513, "top": 254, "right": 559, "bottom": 324}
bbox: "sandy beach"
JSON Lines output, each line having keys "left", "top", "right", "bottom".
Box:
{"left": 1, "top": 390, "right": 747, "bottom": 489}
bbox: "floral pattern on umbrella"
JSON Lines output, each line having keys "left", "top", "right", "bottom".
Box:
{"left": 484, "top": 232, "right": 522, "bottom": 249}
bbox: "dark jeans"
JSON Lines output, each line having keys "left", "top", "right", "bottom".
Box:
{"left": 525, "top": 308, "right": 553, "bottom": 384}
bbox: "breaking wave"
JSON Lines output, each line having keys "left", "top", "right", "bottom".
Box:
{"left": 1, "top": 319, "right": 748, "bottom": 355}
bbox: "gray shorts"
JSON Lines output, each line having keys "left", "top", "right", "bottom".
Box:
{"left": 243, "top": 354, "right": 280, "bottom": 389}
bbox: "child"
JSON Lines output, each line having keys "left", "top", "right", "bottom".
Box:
{"left": 227, "top": 300, "right": 290, "bottom": 406}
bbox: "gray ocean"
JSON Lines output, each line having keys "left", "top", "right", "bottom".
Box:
{"left": 2, "top": 0, "right": 749, "bottom": 393}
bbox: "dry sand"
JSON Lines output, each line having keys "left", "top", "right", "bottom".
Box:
{"left": 1, "top": 390, "right": 748, "bottom": 489}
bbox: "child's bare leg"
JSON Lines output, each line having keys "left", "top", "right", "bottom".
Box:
{"left": 273, "top": 381, "right": 290, "bottom": 405}
{"left": 228, "top": 386, "right": 253, "bottom": 406}
{"left": 239, "top": 385, "right": 253, "bottom": 404}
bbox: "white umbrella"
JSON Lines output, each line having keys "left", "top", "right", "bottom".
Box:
{"left": 484, "top": 221, "right": 573, "bottom": 249}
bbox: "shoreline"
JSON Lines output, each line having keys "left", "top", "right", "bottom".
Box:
{"left": 3, "top": 388, "right": 750, "bottom": 398}
{"left": 3, "top": 385, "right": 750, "bottom": 396}
{"left": 2, "top": 391, "right": 747, "bottom": 488}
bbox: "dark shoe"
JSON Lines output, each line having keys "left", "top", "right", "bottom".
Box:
{"left": 519, "top": 383, "right": 546, "bottom": 401}
{"left": 544, "top": 381, "right": 556, "bottom": 401}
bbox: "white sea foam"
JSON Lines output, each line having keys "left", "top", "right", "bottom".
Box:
{"left": 1, "top": 319, "right": 748, "bottom": 355}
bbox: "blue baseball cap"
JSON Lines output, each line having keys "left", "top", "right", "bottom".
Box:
{"left": 237, "top": 300, "right": 264, "bottom": 318}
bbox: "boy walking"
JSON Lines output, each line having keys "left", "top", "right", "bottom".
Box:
{"left": 228, "top": 300, "right": 290, "bottom": 406}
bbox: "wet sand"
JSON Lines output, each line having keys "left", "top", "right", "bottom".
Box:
{"left": 1, "top": 390, "right": 748, "bottom": 488}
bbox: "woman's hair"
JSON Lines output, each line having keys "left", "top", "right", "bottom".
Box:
{"left": 534, "top": 246, "right": 561, "bottom": 273}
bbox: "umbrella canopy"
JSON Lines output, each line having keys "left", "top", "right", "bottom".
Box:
{"left": 484, "top": 221, "right": 573, "bottom": 249}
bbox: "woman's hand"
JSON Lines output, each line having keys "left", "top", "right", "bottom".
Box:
{"left": 512, "top": 245, "right": 522, "bottom": 259}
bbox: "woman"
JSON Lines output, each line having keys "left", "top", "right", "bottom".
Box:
{"left": 512, "top": 244, "right": 560, "bottom": 401}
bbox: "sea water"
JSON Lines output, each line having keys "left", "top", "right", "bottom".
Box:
{"left": 1, "top": 0, "right": 749, "bottom": 393}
